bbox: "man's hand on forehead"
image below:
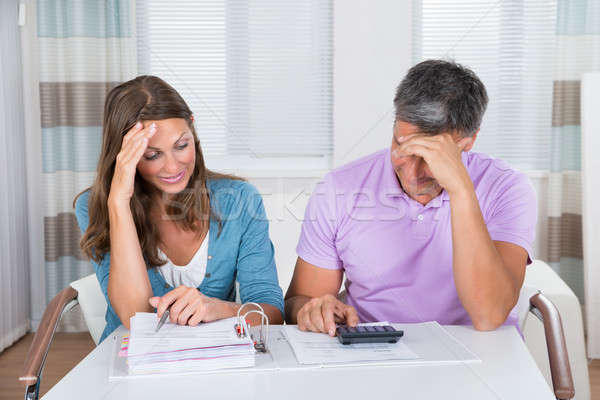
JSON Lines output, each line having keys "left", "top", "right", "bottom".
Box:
{"left": 392, "top": 132, "right": 474, "bottom": 196}
{"left": 393, "top": 132, "right": 471, "bottom": 154}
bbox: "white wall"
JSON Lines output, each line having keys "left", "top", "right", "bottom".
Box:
{"left": 582, "top": 72, "right": 600, "bottom": 358}
{"left": 529, "top": 174, "right": 549, "bottom": 261}
{"left": 333, "top": 0, "right": 414, "bottom": 167}
{"left": 249, "top": 0, "right": 415, "bottom": 293}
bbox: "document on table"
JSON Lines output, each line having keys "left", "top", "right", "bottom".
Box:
{"left": 282, "top": 321, "right": 481, "bottom": 366}
{"left": 128, "top": 313, "right": 249, "bottom": 353}
{"left": 282, "top": 324, "right": 418, "bottom": 365}
{"left": 126, "top": 313, "right": 255, "bottom": 374}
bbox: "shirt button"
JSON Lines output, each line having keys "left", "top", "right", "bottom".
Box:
{"left": 208, "top": 255, "right": 212, "bottom": 260}
{"left": 417, "top": 214, "right": 424, "bottom": 221}
{"left": 164, "top": 283, "right": 169, "bottom": 289}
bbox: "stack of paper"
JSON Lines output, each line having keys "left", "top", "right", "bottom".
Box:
{"left": 283, "top": 323, "right": 419, "bottom": 365}
{"left": 126, "top": 313, "right": 255, "bottom": 374}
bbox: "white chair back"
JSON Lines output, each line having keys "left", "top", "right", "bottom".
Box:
{"left": 519, "top": 260, "right": 590, "bottom": 400}
{"left": 70, "top": 274, "right": 107, "bottom": 345}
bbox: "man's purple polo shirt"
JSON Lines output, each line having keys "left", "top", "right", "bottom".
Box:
{"left": 296, "top": 149, "right": 537, "bottom": 328}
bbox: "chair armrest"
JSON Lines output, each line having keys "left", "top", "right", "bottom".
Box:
{"left": 530, "top": 293, "right": 575, "bottom": 400}
{"left": 19, "top": 286, "right": 78, "bottom": 392}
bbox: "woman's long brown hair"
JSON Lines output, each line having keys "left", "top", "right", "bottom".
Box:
{"left": 74, "top": 75, "right": 241, "bottom": 267}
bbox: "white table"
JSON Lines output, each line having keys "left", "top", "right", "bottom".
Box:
{"left": 41, "top": 325, "right": 555, "bottom": 400}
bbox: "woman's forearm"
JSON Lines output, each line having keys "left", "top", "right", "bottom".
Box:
{"left": 107, "top": 198, "right": 154, "bottom": 328}
{"left": 214, "top": 300, "right": 283, "bottom": 325}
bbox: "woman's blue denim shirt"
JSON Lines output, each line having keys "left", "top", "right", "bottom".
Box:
{"left": 74, "top": 178, "right": 284, "bottom": 343}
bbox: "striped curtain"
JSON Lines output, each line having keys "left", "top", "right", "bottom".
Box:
{"left": 38, "top": 0, "right": 136, "bottom": 330}
{"left": 549, "top": 0, "right": 600, "bottom": 304}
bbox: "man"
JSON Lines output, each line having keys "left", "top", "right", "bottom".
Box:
{"left": 285, "top": 60, "right": 537, "bottom": 335}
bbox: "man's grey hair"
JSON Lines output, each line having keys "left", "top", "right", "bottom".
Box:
{"left": 393, "top": 60, "right": 488, "bottom": 137}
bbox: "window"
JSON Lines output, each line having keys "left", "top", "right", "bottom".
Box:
{"left": 136, "top": 0, "right": 333, "bottom": 172}
{"left": 415, "top": 0, "right": 557, "bottom": 171}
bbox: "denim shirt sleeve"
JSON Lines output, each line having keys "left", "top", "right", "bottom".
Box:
{"left": 235, "top": 184, "right": 284, "bottom": 317}
{"left": 74, "top": 191, "right": 124, "bottom": 341}
{"left": 74, "top": 191, "right": 112, "bottom": 306}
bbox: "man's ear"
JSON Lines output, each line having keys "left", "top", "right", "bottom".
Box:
{"left": 461, "top": 129, "right": 479, "bottom": 152}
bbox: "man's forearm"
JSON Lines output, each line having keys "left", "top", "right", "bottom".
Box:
{"left": 284, "top": 295, "right": 312, "bottom": 324}
{"left": 449, "top": 185, "right": 518, "bottom": 330}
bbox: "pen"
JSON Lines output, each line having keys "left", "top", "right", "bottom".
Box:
{"left": 155, "top": 304, "right": 172, "bottom": 332}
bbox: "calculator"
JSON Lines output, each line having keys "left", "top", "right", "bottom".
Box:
{"left": 336, "top": 325, "right": 404, "bottom": 345}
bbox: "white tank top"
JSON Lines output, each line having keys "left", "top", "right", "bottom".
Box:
{"left": 157, "top": 231, "right": 209, "bottom": 288}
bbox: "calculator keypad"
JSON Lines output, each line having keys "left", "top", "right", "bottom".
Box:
{"left": 336, "top": 325, "right": 404, "bottom": 345}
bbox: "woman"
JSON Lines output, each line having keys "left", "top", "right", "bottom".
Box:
{"left": 74, "top": 76, "right": 284, "bottom": 343}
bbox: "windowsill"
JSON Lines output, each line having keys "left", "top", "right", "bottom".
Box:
{"left": 214, "top": 169, "right": 330, "bottom": 179}
{"left": 523, "top": 170, "right": 550, "bottom": 179}
{"left": 210, "top": 166, "right": 572, "bottom": 180}
{"left": 522, "top": 170, "right": 581, "bottom": 179}
{"left": 204, "top": 155, "right": 332, "bottom": 178}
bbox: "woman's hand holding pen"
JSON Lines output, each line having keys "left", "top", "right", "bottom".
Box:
{"left": 108, "top": 121, "right": 156, "bottom": 207}
{"left": 149, "top": 286, "right": 233, "bottom": 326}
